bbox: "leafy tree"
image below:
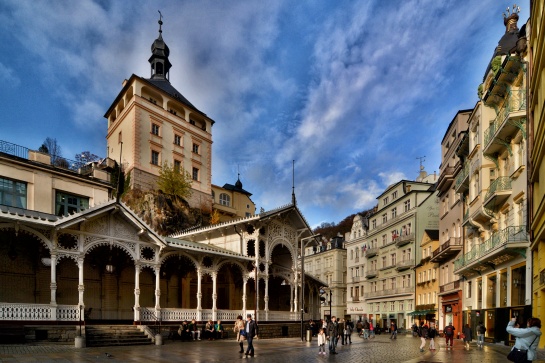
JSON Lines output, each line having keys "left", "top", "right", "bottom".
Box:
{"left": 157, "top": 161, "right": 193, "bottom": 198}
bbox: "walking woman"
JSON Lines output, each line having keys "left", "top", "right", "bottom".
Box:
{"left": 506, "top": 317, "right": 542, "bottom": 362}
{"left": 462, "top": 324, "right": 473, "bottom": 349}
{"left": 233, "top": 315, "right": 246, "bottom": 353}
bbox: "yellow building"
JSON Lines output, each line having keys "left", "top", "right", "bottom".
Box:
{"left": 530, "top": 0, "right": 545, "bottom": 349}
{"left": 104, "top": 19, "right": 214, "bottom": 210}
{"left": 211, "top": 175, "right": 256, "bottom": 223}
{"left": 413, "top": 230, "right": 439, "bottom": 326}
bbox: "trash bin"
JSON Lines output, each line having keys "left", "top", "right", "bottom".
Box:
{"left": 306, "top": 329, "right": 312, "bottom": 342}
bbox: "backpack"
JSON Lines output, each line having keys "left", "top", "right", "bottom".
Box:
{"left": 422, "top": 327, "right": 429, "bottom": 338}
{"left": 479, "top": 325, "right": 486, "bottom": 334}
{"left": 445, "top": 326, "right": 454, "bottom": 336}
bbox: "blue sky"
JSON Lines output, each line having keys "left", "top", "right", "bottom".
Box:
{"left": 0, "top": 1, "right": 530, "bottom": 228}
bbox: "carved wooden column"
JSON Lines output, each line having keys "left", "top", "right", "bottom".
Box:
{"left": 134, "top": 262, "right": 141, "bottom": 322}
{"left": 197, "top": 268, "right": 202, "bottom": 321}
{"left": 212, "top": 271, "right": 218, "bottom": 321}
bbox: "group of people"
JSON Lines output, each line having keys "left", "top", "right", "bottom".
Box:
{"left": 356, "top": 319, "right": 376, "bottom": 339}
{"left": 317, "top": 316, "right": 353, "bottom": 354}
{"left": 233, "top": 314, "right": 259, "bottom": 357}
{"left": 177, "top": 319, "right": 225, "bottom": 341}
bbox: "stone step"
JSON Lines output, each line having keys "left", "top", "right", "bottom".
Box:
{"left": 86, "top": 325, "right": 153, "bottom": 347}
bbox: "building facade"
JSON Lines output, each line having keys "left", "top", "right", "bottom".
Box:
{"left": 211, "top": 176, "right": 255, "bottom": 223}
{"left": 529, "top": 0, "right": 545, "bottom": 349}
{"left": 303, "top": 235, "right": 346, "bottom": 320}
{"left": 361, "top": 173, "right": 438, "bottom": 331}
{"left": 104, "top": 20, "right": 214, "bottom": 210}
{"left": 346, "top": 214, "right": 368, "bottom": 321}
{"left": 413, "top": 230, "right": 439, "bottom": 326}
{"left": 454, "top": 9, "right": 531, "bottom": 345}
{"left": 431, "top": 109, "right": 471, "bottom": 333}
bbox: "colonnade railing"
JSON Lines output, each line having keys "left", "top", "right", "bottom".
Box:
{"left": 0, "top": 303, "right": 318, "bottom": 322}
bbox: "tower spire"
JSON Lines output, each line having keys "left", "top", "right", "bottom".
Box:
{"left": 292, "top": 160, "right": 297, "bottom": 205}
{"left": 149, "top": 11, "right": 172, "bottom": 80}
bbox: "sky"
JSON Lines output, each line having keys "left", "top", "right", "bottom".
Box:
{"left": 0, "top": 1, "right": 530, "bottom": 228}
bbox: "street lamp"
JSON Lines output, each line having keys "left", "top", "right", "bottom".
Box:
{"left": 300, "top": 233, "right": 321, "bottom": 341}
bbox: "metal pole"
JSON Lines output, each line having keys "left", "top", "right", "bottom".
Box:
{"left": 301, "top": 236, "right": 304, "bottom": 341}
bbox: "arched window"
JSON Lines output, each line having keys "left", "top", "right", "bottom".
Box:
{"left": 219, "top": 193, "right": 230, "bottom": 206}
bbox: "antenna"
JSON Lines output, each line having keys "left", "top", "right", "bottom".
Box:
{"left": 292, "top": 160, "right": 296, "bottom": 205}
{"left": 416, "top": 156, "right": 426, "bottom": 171}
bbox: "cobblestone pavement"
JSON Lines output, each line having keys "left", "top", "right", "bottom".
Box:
{"left": 2, "top": 334, "right": 545, "bottom": 363}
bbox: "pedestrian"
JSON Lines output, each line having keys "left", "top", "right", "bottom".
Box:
{"left": 476, "top": 321, "right": 486, "bottom": 348}
{"left": 344, "top": 319, "right": 353, "bottom": 344}
{"left": 418, "top": 322, "right": 428, "bottom": 352}
{"left": 369, "top": 320, "right": 375, "bottom": 338}
{"left": 506, "top": 317, "right": 542, "bottom": 362}
{"left": 444, "top": 322, "right": 455, "bottom": 349}
{"left": 214, "top": 320, "right": 224, "bottom": 339}
{"left": 326, "top": 315, "right": 340, "bottom": 354}
{"left": 362, "top": 320, "right": 370, "bottom": 339}
{"left": 244, "top": 314, "right": 259, "bottom": 357}
{"left": 463, "top": 324, "right": 473, "bottom": 349}
{"left": 390, "top": 321, "right": 397, "bottom": 340}
{"left": 317, "top": 328, "right": 327, "bottom": 355}
{"left": 428, "top": 323, "right": 437, "bottom": 351}
{"left": 339, "top": 319, "right": 345, "bottom": 345}
{"left": 356, "top": 319, "right": 363, "bottom": 336}
{"left": 233, "top": 315, "right": 246, "bottom": 353}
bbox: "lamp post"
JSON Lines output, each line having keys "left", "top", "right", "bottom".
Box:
{"left": 300, "top": 234, "right": 321, "bottom": 341}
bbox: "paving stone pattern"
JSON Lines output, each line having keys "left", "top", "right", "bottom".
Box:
{"left": 1, "top": 334, "right": 545, "bottom": 363}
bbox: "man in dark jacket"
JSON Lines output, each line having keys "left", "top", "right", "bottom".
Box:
{"left": 245, "top": 314, "right": 258, "bottom": 357}
{"left": 326, "top": 316, "right": 340, "bottom": 354}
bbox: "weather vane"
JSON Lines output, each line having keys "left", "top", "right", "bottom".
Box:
{"left": 416, "top": 156, "right": 426, "bottom": 171}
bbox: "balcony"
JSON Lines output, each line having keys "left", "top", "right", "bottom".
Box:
{"left": 454, "top": 162, "right": 470, "bottom": 193}
{"left": 395, "top": 233, "right": 414, "bottom": 247}
{"left": 483, "top": 55, "right": 524, "bottom": 109}
{"left": 483, "top": 90, "right": 526, "bottom": 156}
{"left": 430, "top": 237, "right": 463, "bottom": 263}
{"left": 437, "top": 165, "right": 458, "bottom": 193}
{"left": 439, "top": 280, "right": 460, "bottom": 295}
{"left": 363, "top": 286, "right": 414, "bottom": 299}
{"left": 484, "top": 176, "right": 512, "bottom": 209}
{"left": 352, "top": 276, "right": 361, "bottom": 283}
{"left": 365, "top": 247, "right": 379, "bottom": 258}
{"left": 396, "top": 259, "right": 415, "bottom": 271}
{"left": 454, "top": 225, "right": 529, "bottom": 275}
{"left": 365, "top": 269, "right": 378, "bottom": 279}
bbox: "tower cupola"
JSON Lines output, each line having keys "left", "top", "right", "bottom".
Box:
{"left": 149, "top": 11, "right": 172, "bottom": 80}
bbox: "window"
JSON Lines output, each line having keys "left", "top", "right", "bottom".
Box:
{"left": 391, "top": 253, "right": 396, "bottom": 265}
{"left": 382, "top": 256, "right": 386, "bottom": 268}
{"left": 372, "top": 219, "right": 376, "bottom": 229}
{"left": 219, "top": 194, "right": 230, "bottom": 207}
{"left": 399, "top": 301, "right": 404, "bottom": 310}
{"left": 467, "top": 281, "right": 472, "bottom": 298}
{"left": 151, "top": 123, "right": 160, "bottom": 136}
{"left": 192, "top": 167, "right": 199, "bottom": 181}
{"left": 151, "top": 150, "right": 160, "bottom": 165}
{"left": 390, "top": 301, "right": 395, "bottom": 311}
{"left": 382, "top": 234, "right": 387, "bottom": 246}
{"left": 390, "top": 277, "right": 396, "bottom": 289}
{"left": 392, "top": 191, "right": 398, "bottom": 199}
{"left": 404, "top": 200, "right": 411, "bottom": 211}
{"left": 391, "top": 207, "right": 397, "bottom": 219}
{"left": 0, "top": 177, "right": 27, "bottom": 208}
{"left": 350, "top": 287, "right": 353, "bottom": 297}
{"left": 174, "top": 160, "right": 181, "bottom": 172}
{"left": 192, "top": 143, "right": 200, "bottom": 154}
{"left": 383, "top": 197, "right": 389, "bottom": 205}
{"left": 382, "top": 213, "right": 387, "bottom": 223}
{"left": 190, "top": 119, "right": 196, "bottom": 126}
{"left": 174, "top": 134, "right": 181, "bottom": 146}
{"left": 55, "top": 191, "right": 89, "bottom": 216}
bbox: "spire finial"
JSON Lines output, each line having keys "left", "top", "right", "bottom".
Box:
{"left": 158, "top": 10, "right": 163, "bottom": 35}
{"left": 292, "top": 160, "right": 297, "bottom": 205}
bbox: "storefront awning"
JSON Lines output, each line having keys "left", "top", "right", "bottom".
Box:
{"left": 408, "top": 309, "right": 437, "bottom": 316}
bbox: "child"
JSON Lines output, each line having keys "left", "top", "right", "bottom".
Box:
{"left": 317, "top": 328, "right": 326, "bottom": 355}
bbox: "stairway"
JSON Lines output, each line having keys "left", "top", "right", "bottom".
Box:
{"left": 85, "top": 325, "right": 153, "bottom": 347}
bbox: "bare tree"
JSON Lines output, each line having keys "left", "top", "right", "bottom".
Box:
{"left": 39, "top": 137, "right": 63, "bottom": 165}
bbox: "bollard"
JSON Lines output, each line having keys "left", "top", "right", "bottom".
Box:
{"left": 155, "top": 334, "right": 162, "bottom": 345}
{"left": 306, "top": 329, "right": 312, "bottom": 342}
{"left": 75, "top": 336, "right": 85, "bottom": 348}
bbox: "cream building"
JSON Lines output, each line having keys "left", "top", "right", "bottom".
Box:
{"left": 211, "top": 175, "right": 255, "bottom": 223}
{"left": 454, "top": 8, "right": 531, "bottom": 345}
{"left": 361, "top": 172, "right": 438, "bottom": 331}
{"left": 104, "top": 19, "right": 214, "bottom": 210}
{"left": 413, "top": 229, "right": 439, "bottom": 326}
{"left": 529, "top": 0, "right": 545, "bottom": 349}
{"left": 346, "top": 214, "right": 368, "bottom": 321}
{"left": 303, "top": 235, "right": 346, "bottom": 320}
{"left": 431, "top": 109, "right": 471, "bottom": 333}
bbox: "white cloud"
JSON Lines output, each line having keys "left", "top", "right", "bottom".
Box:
{"left": 0, "top": 62, "right": 20, "bottom": 87}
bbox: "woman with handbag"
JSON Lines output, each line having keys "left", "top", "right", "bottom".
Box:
{"left": 506, "top": 317, "right": 542, "bottom": 362}
{"left": 233, "top": 315, "right": 246, "bottom": 353}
